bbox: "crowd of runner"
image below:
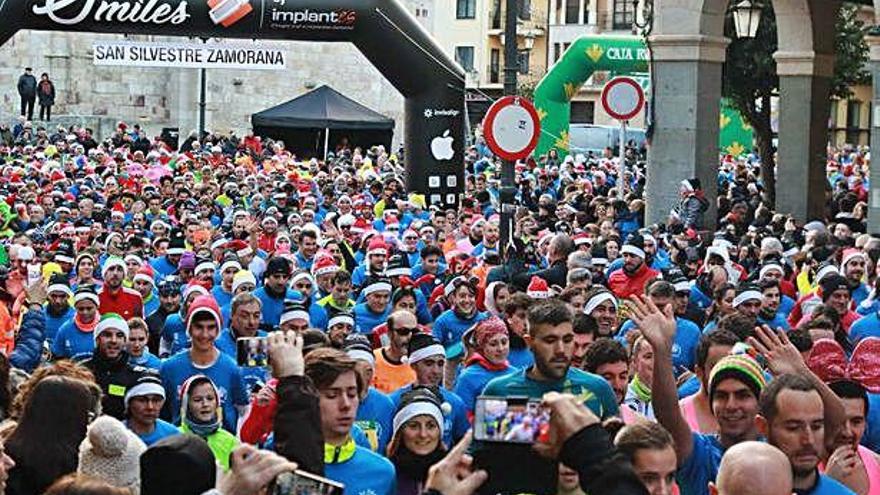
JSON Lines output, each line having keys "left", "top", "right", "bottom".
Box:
{"left": 0, "top": 117, "right": 876, "bottom": 495}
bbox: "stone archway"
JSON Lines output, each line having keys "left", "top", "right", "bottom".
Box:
{"left": 647, "top": 0, "right": 840, "bottom": 226}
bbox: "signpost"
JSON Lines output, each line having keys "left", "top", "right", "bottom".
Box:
{"left": 600, "top": 76, "right": 645, "bottom": 200}
{"left": 482, "top": 96, "right": 541, "bottom": 257}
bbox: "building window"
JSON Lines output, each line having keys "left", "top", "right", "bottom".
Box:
{"left": 518, "top": 50, "right": 530, "bottom": 75}
{"left": 612, "top": 0, "right": 636, "bottom": 30}
{"left": 456, "top": 46, "right": 475, "bottom": 72}
{"left": 583, "top": 0, "right": 590, "bottom": 24}
{"left": 847, "top": 100, "right": 862, "bottom": 129}
{"left": 553, "top": 43, "right": 561, "bottom": 63}
{"left": 565, "top": 0, "right": 579, "bottom": 24}
{"left": 518, "top": 0, "right": 531, "bottom": 20}
{"left": 490, "top": 49, "right": 500, "bottom": 83}
{"left": 456, "top": 0, "right": 475, "bottom": 19}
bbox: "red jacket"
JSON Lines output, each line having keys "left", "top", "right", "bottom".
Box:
{"left": 608, "top": 264, "right": 659, "bottom": 300}
{"left": 98, "top": 286, "right": 144, "bottom": 320}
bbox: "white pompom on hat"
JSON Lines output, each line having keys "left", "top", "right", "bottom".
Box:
{"left": 78, "top": 415, "right": 147, "bottom": 493}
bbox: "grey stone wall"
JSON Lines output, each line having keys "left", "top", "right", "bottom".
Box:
{"left": 0, "top": 31, "right": 405, "bottom": 144}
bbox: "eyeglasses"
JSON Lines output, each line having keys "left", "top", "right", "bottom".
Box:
{"left": 394, "top": 326, "right": 419, "bottom": 336}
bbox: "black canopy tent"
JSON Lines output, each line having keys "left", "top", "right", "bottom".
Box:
{"left": 251, "top": 85, "right": 395, "bottom": 159}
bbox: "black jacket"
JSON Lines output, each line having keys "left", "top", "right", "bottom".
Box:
{"left": 511, "top": 259, "right": 568, "bottom": 292}
{"left": 273, "top": 375, "right": 324, "bottom": 475}
{"left": 146, "top": 306, "right": 174, "bottom": 355}
{"left": 17, "top": 74, "right": 36, "bottom": 97}
{"left": 82, "top": 351, "right": 146, "bottom": 420}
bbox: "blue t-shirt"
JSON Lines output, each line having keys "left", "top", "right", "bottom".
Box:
{"left": 432, "top": 310, "right": 488, "bottom": 358}
{"left": 801, "top": 474, "right": 857, "bottom": 495}
{"left": 355, "top": 387, "right": 395, "bottom": 454}
{"left": 51, "top": 319, "right": 96, "bottom": 361}
{"left": 678, "top": 375, "right": 701, "bottom": 399}
{"left": 849, "top": 313, "right": 880, "bottom": 344}
{"left": 161, "top": 313, "right": 189, "bottom": 356}
{"left": 253, "top": 287, "right": 300, "bottom": 327}
{"left": 618, "top": 317, "right": 701, "bottom": 375}
{"left": 131, "top": 352, "right": 162, "bottom": 371}
{"left": 130, "top": 418, "right": 180, "bottom": 446}
{"left": 353, "top": 302, "right": 390, "bottom": 335}
{"left": 483, "top": 367, "right": 619, "bottom": 419}
{"left": 758, "top": 311, "right": 790, "bottom": 331}
{"left": 508, "top": 347, "right": 534, "bottom": 369}
{"left": 324, "top": 446, "right": 396, "bottom": 495}
{"left": 212, "top": 285, "right": 234, "bottom": 310}
{"left": 677, "top": 433, "right": 724, "bottom": 495}
{"left": 150, "top": 256, "right": 179, "bottom": 280}
{"left": 159, "top": 351, "right": 248, "bottom": 433}
{"left": 389, "top": 384, "right": 470, "bottom": 448}
{"left": 44, "top": 306, "right": 75, "bottom": 345}
{"left": 862, "top": 392, "right": 880, "bottom": 453}
{"left": 143, "top": 292, "right": 160, "bottom": 319}
{"left": 454, "top": 364, "right": 517, "bottom": 414}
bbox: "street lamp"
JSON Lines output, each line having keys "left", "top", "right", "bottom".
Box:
{"left": 731, "top": 0, "right": 763, "bottom": 39}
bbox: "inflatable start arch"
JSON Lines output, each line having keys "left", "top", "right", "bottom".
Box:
{"left": 534, "top": 35, "right": 754, "bottom": 158}
{"left": 0, "top": 0, "right": 467, "bottom": 205}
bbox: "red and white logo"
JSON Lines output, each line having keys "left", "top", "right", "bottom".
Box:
{"left": 208, "top": 0, "right": 252, "bottom": 27}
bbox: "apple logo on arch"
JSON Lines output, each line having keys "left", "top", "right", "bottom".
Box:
{"left": 430, "top": 130, "right": 454, "bottom": 161}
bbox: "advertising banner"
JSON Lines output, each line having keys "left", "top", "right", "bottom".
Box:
{"left": 92, "top": 41, "right": 287, "bottom": 70}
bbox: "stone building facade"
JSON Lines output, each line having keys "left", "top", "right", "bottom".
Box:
{"left": 0, "top": 30, "right": 405, "bottom": 144}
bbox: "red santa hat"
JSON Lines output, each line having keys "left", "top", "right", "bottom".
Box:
{"left": 367, "top": 237, "right": 388, "bottom": 257}
{"left": 311, "top": 255, "right": 339, "bottom": 277}
{"left": 186, "top": 295, "right": 223, "bottom": 334}
{"left": 133, "top": 264, "right": 155, "bottom": 286}
{"left": 526, "top": 276, "right": 553, "bottom": 300}
{"left": 572, "top": 232, "right": 591, "bottom": 246}
{"left": 841, "top": 248, "right": 867, "bottom": 270}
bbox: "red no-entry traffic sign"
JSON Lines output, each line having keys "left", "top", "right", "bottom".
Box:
{"left": 601, "top": 76, "right": 645, "bottom": 122}
{"left": 482, "top": 96, "right": 541, "bottom": 162}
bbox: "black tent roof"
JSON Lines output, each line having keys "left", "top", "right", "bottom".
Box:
{"left": 251, "top": 85, "right": 395, "bottom": 131}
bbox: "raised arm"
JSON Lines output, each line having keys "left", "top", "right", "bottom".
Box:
{"left": 747, "top": 325, "right": 846, "bottom": 442}
{"left": 628, "top": 295, "right": 694, "bottom": 464}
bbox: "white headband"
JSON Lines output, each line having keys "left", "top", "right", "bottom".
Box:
{"left": 408, "top": 344, "right": 445, "bottom": 365}
{"left": 102, "top": 257, "right": 126, "bottom": 277}
{"left": 280, "top": 310, "right": 310, "bottom": 326}
{"left": 74, "top": 292, "right": 100, "bottom": 306}
{"left": 392, "top": 401, "right": 444, "bottom": 438}
{"left": 195, "top": 261, "right": 215, "bottom": 274}
{"left": 733, "top": 290, "right": 762, "bottom": 308}
{"left": 346, "top": 349, "right": 375, "bottom": 365}
{"left": 759, "top": 264, "right": 783, "bottom": 279}
{"left": 328, "top": 315, "right": 355, "bottom": 328}
{"left": 133, "top": 273, "right": 154, "bottom": 285}
{"left": 584, "top": 292, "right": 617, "bottom": 315}
{"left": 124, "top": 382, "right": 165, "bottom": 407}
{"left": 220, "top": 260, "right": 242, "bottom": 273}
{"left": 363, "top": 282, "right": 392, "bottom": 296}
{"left": 95, "top": 317, "right": 130, "bottom": 341}
{"left": 673, "top": 281, "right": 691, "bottom": 293}
{"left": 385, "top": 266, "right": 411, "bottom": 277}
{"left": 620, "top": 245, "right": 645, "bottom": 259}
{"left": 48, "top": 284, "right": 73, "bottom": 297}
{"left": 291, "top": 272, "right": 315, "bottom": 287}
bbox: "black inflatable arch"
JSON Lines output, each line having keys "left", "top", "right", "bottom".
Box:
{"left": 0, "top": 0, "right": 465, "bottom": 204}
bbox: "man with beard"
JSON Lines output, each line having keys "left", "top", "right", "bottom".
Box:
{"left": 82, "top": 313, "right": 146, "bottom": 419}
{"left": 756, "top": 374, "right": 853, "bottom": 495}
{"left": 477, "top": 299, "right": 618, "bottom": 495}
{"left": 583, "top": 338, "right": 636, "bottom": 421}
{"left": 257, "top": 216, "right": 279, "bottom": 254}
{"left": 634, "top": 294, "right": 846, "bottom": 495}
{"left": 352, "top": 237, "right": 388, "bottom": 288}
{"left": 583, "top": 287, "right": 620, "bottom": 337}
{"left": 146, "top": 277, "right": 181, "bottom": 354}
{"left": 757, "top": 279, "right": 789, "bottom": 330}
{"left": 98, "top": 257, "right": 144, "bottom": 320}
{"left": 840, "top": 249, "right": 869, "bottom": 307}
{"left": 253, "top": 257, "right": 296, "bottom": 328}
{"left": 822, "top": 380, "right": 880, "bottom": 494}
{"left": 502, "top": 293, "right": 533, "bottom": 368}
{"left": 371, "top": 310, "right": 416, "bottom": 394}
{"left": 608, "top": 234, "right": 659, "bottom": 299}
{"left": 472, "top": 220, "right": 500, "bottom": 258}
{"left": 44, "top": 274, "right": 74, "bottom": 346}
{"left": 571, "top": 314, "right": 598, "bottom": 370}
